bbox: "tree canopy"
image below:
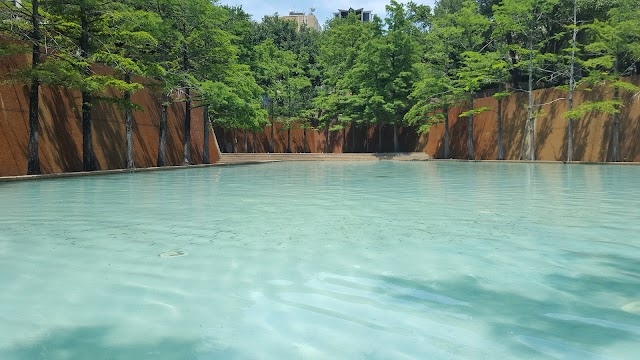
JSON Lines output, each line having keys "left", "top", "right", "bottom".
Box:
{"left": 1, "top": 0, "right": 639, "bottom": 163}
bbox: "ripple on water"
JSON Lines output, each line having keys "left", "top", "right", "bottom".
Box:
{"left": 267, "top": 280, "right": 294, "bottom": 286}
{"left": 1, "top": 162, "right": 640, "bottom": 359}
{"left": 621, "top": 301, "right": 640, "bottom": 315}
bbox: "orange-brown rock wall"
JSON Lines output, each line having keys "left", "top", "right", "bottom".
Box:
{"left": 0, "top": 53, "right": 219, "bottom": 177}
{"left": 220, "top": 76, "right": 640, "bottom": 162}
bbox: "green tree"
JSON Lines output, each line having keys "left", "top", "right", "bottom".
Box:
{"left": 315, "top": 12, "right": 376, "bottom": 151}
{"left": 405, "top": 1, "right": 463, "bottom": 158}
{"left": 494, "top": 0, "right": 559, "bottom": 161}
{"left": 199, "top": 68, "right": 267, "bottom": 157}
{"left": 568, "top": 0, "right": 640, "bottom": 161}
{"left": 345, "top": 1, "right": 419, "bottom": 152}
{"left": 95, "top": 1, "right": 160, "bottom": 168}
{"left": 133, "top": 0, "right": 188, "bottom": 166}
{"left": 147, "top": 0, "right": 234, "bottom": 164}
{"left": 251, "top": 39, "right": 304, "bottom": 152}
{"left": 1, "top": 0, "right": 45, "bottom": 174}
{"left": 45, "top": 0, "right": 104, "bottom": 171}
{"left": 451, "top": 1, "right": 491, "bottom": 160}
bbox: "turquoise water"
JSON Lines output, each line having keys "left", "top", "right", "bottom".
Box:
{"left": 1, "top": 162, "right": 639, "bottom": 359}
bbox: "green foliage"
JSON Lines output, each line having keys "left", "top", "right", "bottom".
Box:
{"left": 493, "top": 91, "right": 511, "bottom": 101}
{"left": 1, "top": 0, "right": 639, "bottom": 153}
{"left": 339, "top": 1, "right": 420, "bottom": 129}
{"left": 459, "top": 107, "right": 491, "bottom": 118}
{"left": 565, "top": 100, "right": 623, "bottom": 120}
{"left": 404, "top": 62, "right": 459, "bottom": 129}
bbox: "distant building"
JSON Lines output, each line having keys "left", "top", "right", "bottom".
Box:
{"left": 281, "top": 11, "right": 322, "bottom": 31}
{"left": 333, "top": 8, "right": 372, "bottom": 22}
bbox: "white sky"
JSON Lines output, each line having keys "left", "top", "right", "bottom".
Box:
{"left": 220, "top": 0, "right": 437, "bottom": 27}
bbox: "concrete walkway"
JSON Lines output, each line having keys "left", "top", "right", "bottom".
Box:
{"left": 217, "top": 152, "right": 432, "bottom": 165}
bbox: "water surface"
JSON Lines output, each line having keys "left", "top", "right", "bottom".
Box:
{"left": 1, "top": 162, "right": 639, "bottom": 359}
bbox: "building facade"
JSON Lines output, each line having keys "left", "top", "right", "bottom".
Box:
{"left": 281, "top": 12, "right": 322, "bottom": 31}
{"left": 333, "top": 8, "right": 372, "bottom": 22}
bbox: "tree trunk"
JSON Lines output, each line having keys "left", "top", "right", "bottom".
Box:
{"left": 522, "top": 32, "right": 535, "bottom": 161}
{"left": 342, "top": 127, "right": 346, "bottom": 153}
{"left": 612, "top": 88, "right": 620, "bottom": 162}
{"left": 80, "top": 9, "right": 95, "bottom": 171}
{"left": 81, "top": 92, "right": 94, "bottom": 170}
{"left": 287, "top": 127, "right": 291, "bottom": 153}
{"left": 567, "top": 119, "right": 573, "bottom": 162}
{"left": 270, "top": 116, "right": 275, "bottom": 153}
{"left": 124, "top": 73, "right": 134, "bottom": 169}
{"left": 528, "top": 35, "right": 535, "bottom": 161}
{"left": 611, "top": 54, "right": 621, "bottom": 162}
{"left": 203, "top": 106, "right": 210, "bottom": 164}
{"left": 365, "top": 126, "right": 369, "bottom": 152}
{"left": 158, "top": 97, "right": 168, "bottom": 166}
{"left": 468, "top": 98, "right": 474, "bottom": 160}
{"left": 507, "top": 32, "right": 521, "bottom": 89}
{"left": 497, "top": 99, "right": 504, "bottom": 160}
{"left": 351, "top": 124, "right": 356, "bottom": 152}
{"left": 393, "top": 125, "right": 399, "bottom": 152}
{"left": 444, "top": 107, "right": 450, "bottom": 159}
{"left": 183, "top": 87, "right": 191, "bottom": 164}
{"left": 567, "top": 0, "right": 577, "bottom": 162}
{"left": 303, "top": 127, "right": 307, "bottom": 153}
{"left": 231, "top": 131, "right": 236, "bottom": 153}
{"left": 181, "top": 42, "right": 191, "bottom": 165}
{"left": 157, "top": 44, "right": 168, "bottom": 167}
{"left": 377, "top": 124, "right": 382, "bottom": 152}
{"left": 253, "top": 131, "right": 257, "bottom": 153}
{"left": 220, "top": 129, "right": 226, "bottom": 153}
{"left": 27, "top": 0, "right": 40, "bottom": 175}
{"left": 244, "top": 130, "right": 248, "bottom": 153}
{"left": 325, "top": 125, "right": 330, "bottom": 153}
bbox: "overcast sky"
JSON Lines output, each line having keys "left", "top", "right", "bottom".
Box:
{"left": 220, "top": 0, "right": 437, "bottom": 27}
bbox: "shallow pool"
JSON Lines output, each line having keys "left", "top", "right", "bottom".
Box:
{"left": 1, "top": 162, "right": 639, "bottom": 359}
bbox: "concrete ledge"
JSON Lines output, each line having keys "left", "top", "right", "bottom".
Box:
{"left": 0, "top": 163, "right": 199, "bottom": 183}
{"left": 3, "top": 155, "right": 639, "bottom": 183}
{"left": 430, "top": 159, "right": 640, "bottom": 165}
{"left": 219, "top": 152, "right": 433, "bottom": 163}
{"left": 0, "top": 160, "right": 288, "bottom": 183}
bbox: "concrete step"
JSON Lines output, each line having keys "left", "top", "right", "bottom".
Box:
{"left": 218, "top": 152, "right": 432, "bottom": 164}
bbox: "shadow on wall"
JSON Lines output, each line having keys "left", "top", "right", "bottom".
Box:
{"left": 535, "top": 89, "right": 563, "bottom": 160}
{"left": 619, "top": 88, "right": 640, "bottom": 162}
{"left": 503, "top": 92, "right": 528, "bottom": 160}
{"left": 93, "top": 99, "right": 126, "bottom": 170}
{"left": 41, "top": 88, "right": 83, "bottom": 172}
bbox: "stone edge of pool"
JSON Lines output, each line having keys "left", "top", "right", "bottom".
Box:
{"left": 0, "top": 160, "right": 280, "bottom": 183}
{"left": 2, "top": 154, "right": 640, "bottom": 182}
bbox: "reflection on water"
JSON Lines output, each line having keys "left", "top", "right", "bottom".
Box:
{"left": 1, "top": 162, "right": 639, "bottom": 359}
